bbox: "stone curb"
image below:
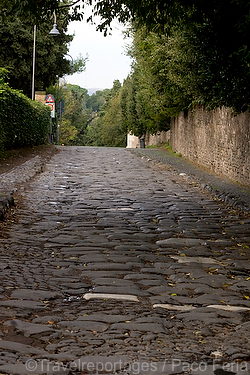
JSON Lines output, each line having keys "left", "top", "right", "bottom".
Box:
{"left": 0, "top": 147, "right": 57, "bottom": 220}
{"left": 130, "top": 148, "right": 250, "bottom": 213}
{"left": 0, "top": 194, "right": 15, "bottom": 220}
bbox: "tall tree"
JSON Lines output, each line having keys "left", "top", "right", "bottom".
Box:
{"left": 85, "top": 81, "right": 127, "bottom": 147}
{"left": 0, "top": 1, "right": 87, "bottom": 97}
{"left": 4, "top": 0, "right": 250, "bottom": 111}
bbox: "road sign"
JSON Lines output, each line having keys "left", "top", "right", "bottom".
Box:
{"left": 45, "top": 94, "right": 55, "bottom": 103}
{"left": 45, "top": 94, "right": 55, "bottom": 118}
{"left": 45, "top": 102, "right": 55, "bottom": 118}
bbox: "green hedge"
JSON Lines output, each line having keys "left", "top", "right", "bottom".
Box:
{"left": 0, "top": 68, "right": 50, "bottom": 158}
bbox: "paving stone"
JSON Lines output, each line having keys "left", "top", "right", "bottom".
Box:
{"left": 92, "top": 286, "right": 149, "bottom": 296}
{"left": 174, "top": 309, "right": 224, "bottom": 324}
{"left": 77, "top": 313, "right": 136, "bottom": 323}
{"left": 147, "top": 285, "right": 177, "bottom": 294}
{"left": 0, "top": 300, "right": 46, "bottom": 309}
{"left": 170, "top": 255, "right": 221, "bottom": 264}
{"left": 1, "top": 146, "right": 250, "bottom": 364}
{"left": 58, "top": 320, "right": 108, "bottom": 332}
{"left": 153, "top": 304, "right": 196, "bottom": 311}
{"left": 83, "top": 293, "right": 139, "bottom": 302}
{"left": 0, "top": 361, "right": 69, "bottom": 374}
{"left": 109, "top": 322, "right": 166, "bottom": 333}
{"left": 91, "top": 278, "right": 137, "bottom": 286}
{"left": 32, "top": 315, "right": 62, "bottom": 324}
{"left": 83, "top": 263, "right": 134, "bottom": 270}
{"left": 207, "top": 304, "right": 250, "bottom": 312}
{"left": 4, "top": 319, "right": 55, "bottom": 336}
{"left": 11, "top": 289, "right": 61, "bottom": 300}
{"left": 156, "top": 238, "right": 207, "bottom": 247}
{"left": 72, "top": 355, "right": 131, "bottom": 372}
{"left": 0, "top": 340, "right": 47, "bottom": 355}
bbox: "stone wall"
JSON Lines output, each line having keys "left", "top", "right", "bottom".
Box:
{"left": 170, "top": 106, "right": 250, "bottom": 185}
{"left": 127, "top": 131, "right": 170, "bottom": 148}
{"left": 127, "top": 133, "right": 140, "bottom": 148}
{"left": 145, "top": 131, "right": 170, "bottom": 146}
{"left": 35, "top": 91, "right": 46, "bottom": 104}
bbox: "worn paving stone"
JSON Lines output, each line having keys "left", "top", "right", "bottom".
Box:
{"left": 156, "top": 238, "right": 207, "bottom": 247}
{"left": 83, "top": 293, "right": 139, "bottom": 302}
{"left": 109, "top": 322, "right": 166, "bottom": 333}
{"left": 11, "top": 289, "right": 61, "bottom": 300}
{"left": 153, "top": 304, "right": 196, "bottom": 311}
{"left": 58, "top": 320, "right": 108, "bottom": 332}
{"left": 0, "top": 340, "right": 47, "bottom": 355}
{"left": 4, "top": 319, "right": 55, "bottom": 336}
{"left": 0, "top": 300, "right": 46, "bottom": 309}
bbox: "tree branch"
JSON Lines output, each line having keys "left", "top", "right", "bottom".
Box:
{"left": 59, "top": 0, "right": 81, "bottom": 9}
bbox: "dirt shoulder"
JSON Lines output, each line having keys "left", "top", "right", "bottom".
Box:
{"left": 0, "top": 145, "right": 58, "bottom": 175}
{"left": 0, "top": 145, "right": 58, "bottom": 222}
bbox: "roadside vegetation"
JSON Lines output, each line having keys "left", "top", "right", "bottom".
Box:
{"left": 0, "top": 69, "right": 50, "bottom": 159}
{"left": 1, "top": 0, "right": 250, "bottom": 148}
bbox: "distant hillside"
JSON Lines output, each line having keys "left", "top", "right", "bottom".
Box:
{"left": 87, "top": 88, "right": 104, "bottom": 95}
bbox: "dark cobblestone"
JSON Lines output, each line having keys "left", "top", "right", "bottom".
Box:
{"left": 0, "top": 146, "right": 249, "bottom": 374}
{"left": 131, "top": 148, "right": 250, "bottom": 212}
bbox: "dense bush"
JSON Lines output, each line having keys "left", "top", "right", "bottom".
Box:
{"left": 0, "top": 69, "right": 50, "bottom": 158}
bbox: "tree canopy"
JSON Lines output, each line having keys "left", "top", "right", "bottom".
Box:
{"left": 3, "top": 0, "right": 250, "bottom": 110}
{"left": 0, "top": 1, "right": 87, "bottom": 97}
{"left": 2, "top": 0, "right": 250, "bottom": 137}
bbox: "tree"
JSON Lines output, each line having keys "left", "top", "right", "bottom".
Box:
{"left": 0, "top": 2, "right": 87, "bottom": 97}
{"left": 5, "top": 0, "right": 250, "bottom": 111}
{"left": 86, "top": 90, "right": 107, "bottom": 112}
{"left": 85, "top": 80, "right": 127, "bottom": 147}
{"left": 101, "top": 91, "right": 127, "bottom": 147}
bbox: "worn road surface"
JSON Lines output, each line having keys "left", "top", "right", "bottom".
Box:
{"left": 0, "top": 146, "right": 249, "bottom": 375}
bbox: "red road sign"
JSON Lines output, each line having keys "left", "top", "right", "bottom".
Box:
{"left": 45, "top": 102, "right": 55, "bottom": 118}
{"left": 45, "top": 94, "right": 55, "bottom": 103}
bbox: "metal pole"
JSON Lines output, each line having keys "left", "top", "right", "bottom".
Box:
{"left": 32, "top": 25, "right": 36, "bottom": 100}
{"left": 59, "top": 101, "right": 62, "bottom": 143}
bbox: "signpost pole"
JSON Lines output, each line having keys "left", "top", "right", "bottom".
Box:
{"left": 45, "top": 94, "right": 55, "bottom": 144}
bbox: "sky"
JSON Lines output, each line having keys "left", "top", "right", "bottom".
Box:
{"left": 65, "top": 17, "right": 132, "bottom": 92}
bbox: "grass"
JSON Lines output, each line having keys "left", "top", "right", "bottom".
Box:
{"left": 160, "top": 142, "right": 182, "bottom": 157}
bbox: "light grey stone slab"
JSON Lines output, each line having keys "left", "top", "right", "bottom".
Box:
{"left": 83, "top": 293, "right": 139, "bottom": 302}
{"left": 170, "top": 255, "right": 220, "bottom": 264}
{"left": 153, "top": 304, "right": 196, "bottom": 311}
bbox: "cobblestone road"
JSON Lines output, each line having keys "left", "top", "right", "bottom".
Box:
{"left": 0, "top": 146, "right": 249, "bottom": 375}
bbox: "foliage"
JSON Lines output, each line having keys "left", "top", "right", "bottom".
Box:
{"left": 127, "top": 14, "right": 250, "bottom": 116}
{"left": 85, "top": 116, "right": 105, "bottom": 147}
{"left": 85, "top": 81, "right": 127, "bottom": 147}
{"left": 86, "top": 90, "right": 108, "bottom": 112}
{"left": 0, "top": 69, "right": 50, "bottom": 158}
{"left": 98, "top": 91, "right": 127, "bottom": 147}
{"left": 45, "top": 83, "right": 120, "bottom": 146}
{"left": 0, "top": 1, "right": 88, "bottom": 98}
{"left": 6, "top": 0, "right": 250, "bottom": 112}
{"left": 60, "top": 84, "right": 90, "bottom": 145}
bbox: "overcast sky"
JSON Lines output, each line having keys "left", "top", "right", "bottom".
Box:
{"left": 65, "top": 17, "right": 132, "bottom": 92}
